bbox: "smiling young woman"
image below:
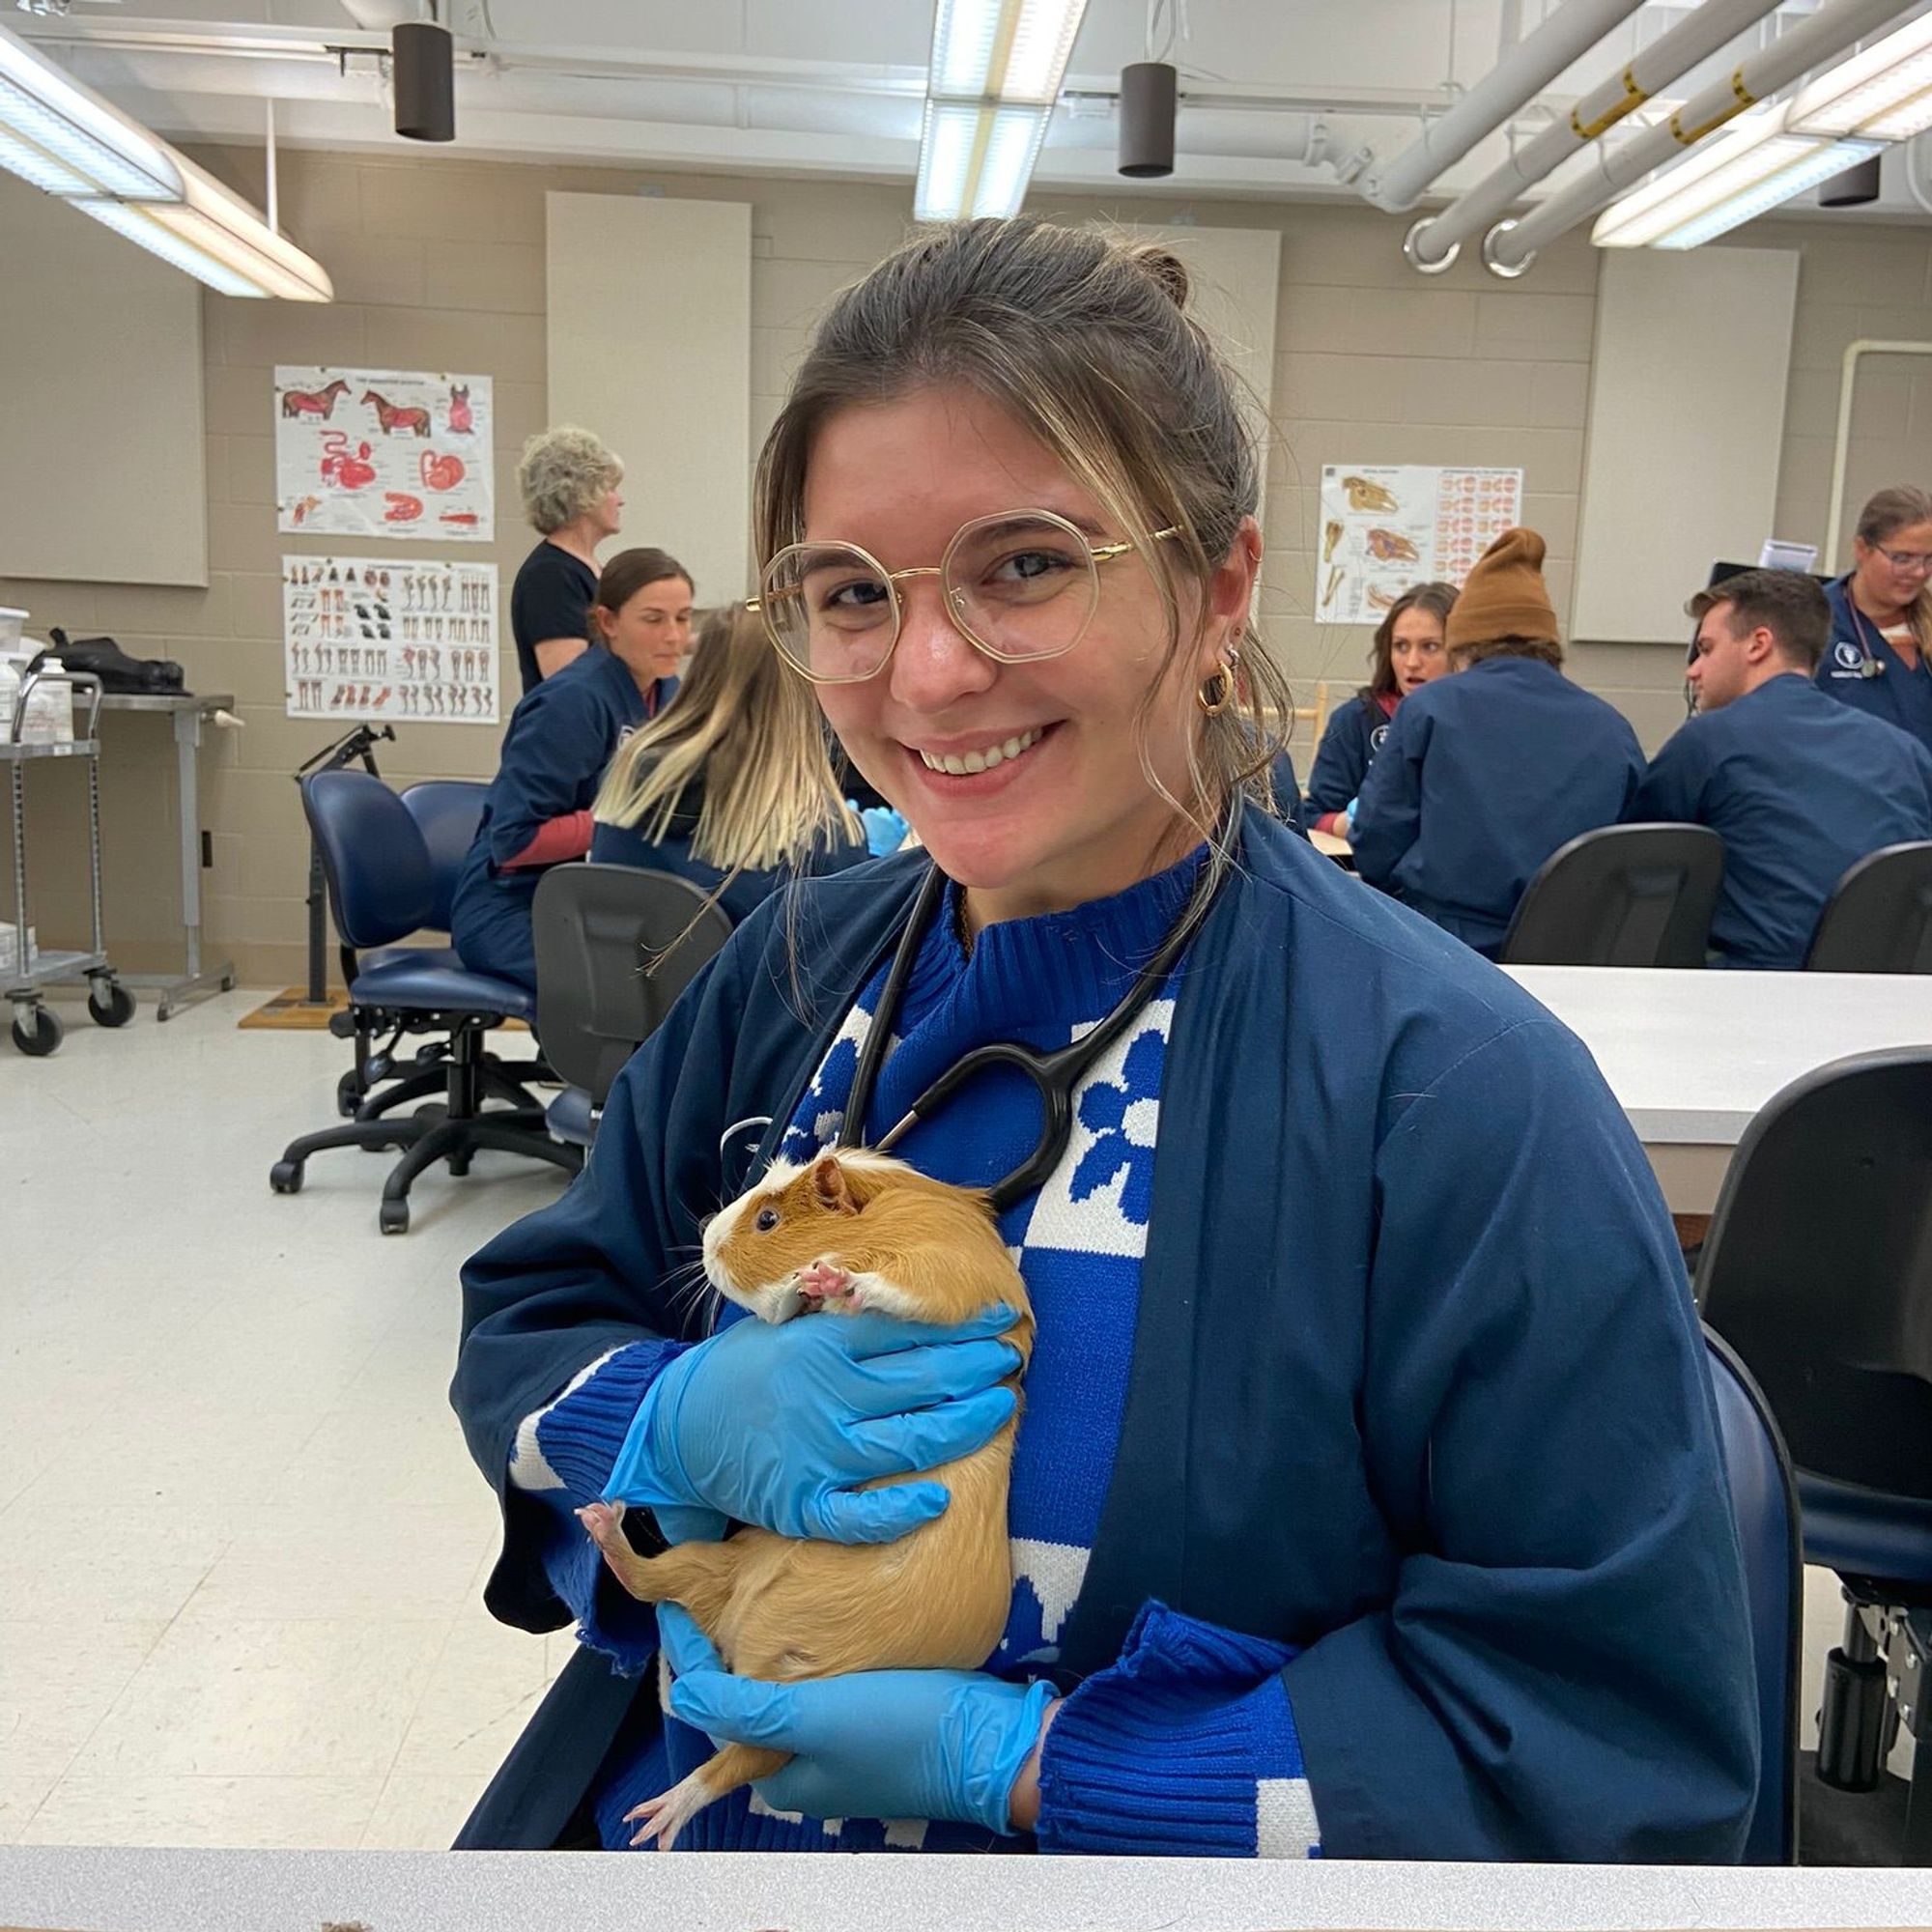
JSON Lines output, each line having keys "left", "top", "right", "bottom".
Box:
{"left": 453, "top": 217, "right": 1756, "bottom": 1863}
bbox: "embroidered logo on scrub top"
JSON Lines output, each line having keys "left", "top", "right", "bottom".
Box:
{"left": 1833, "top": 640, "right": 1864, "bottom": 673}
{"left": 1371, "top": 724, "right": 1390, "bottom": 751}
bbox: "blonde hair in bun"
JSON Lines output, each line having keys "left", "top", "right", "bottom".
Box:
{"left": 1128, "top": 242, "right": 1191, "bottom": 310}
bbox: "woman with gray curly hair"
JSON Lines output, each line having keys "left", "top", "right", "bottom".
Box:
{"left": 510, "top": 424, "right": 625, "bottom": 695}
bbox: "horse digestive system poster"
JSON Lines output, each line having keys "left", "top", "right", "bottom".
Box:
{"left": 1315, "top": 465, "right": 1522, "bottom": 625}
{"left": 283, "top": 556, "right": 499, "bottom": 725}
{"left": 275, "top": 367, "right": 493, "bottom": 541}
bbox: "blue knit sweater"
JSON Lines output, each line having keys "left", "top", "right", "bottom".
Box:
{"left": 514, "top": 853, "right": 1321, "bottom": 1856}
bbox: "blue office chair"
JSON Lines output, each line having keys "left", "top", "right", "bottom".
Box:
{"left": 331, "top": 779, "right": 495, "bottom": 1120}
{"left": 270, "top": 770, "right": 580, "bottom": 1234}
{"left": 1703, "top": 1326, "right": 1802, "bottom": 1864}
{"left": 1697, "top": 1047, "right": 1932, "bottom": 1861}
{"left": 531, "top": 863, "right": 733, "bottom": 1149}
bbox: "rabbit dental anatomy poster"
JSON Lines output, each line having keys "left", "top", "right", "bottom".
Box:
{"left": 1316, "top": 465, "right": 1522, "bottom": 624}
{"left": 284, "top": 556, "right": 499, "bottom": 724}
{"left": 275, "top": 367, "right": 493, "bottom": 541}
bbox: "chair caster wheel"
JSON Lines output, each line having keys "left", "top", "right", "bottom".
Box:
{"left": 379, "top": 1199, "right": 410, "bottom": 1235}
{"left": 88, "top": 980, "right": 135, "bottom": 1028}
{"left": 448, "top": 1150, "right": 473, "bottom": 1177}
{"left": 335, "top": 1071, "right": 365, "bottom": 1118}
{"left": 270, "top": 1160, "right": 304, "bottom": 1194}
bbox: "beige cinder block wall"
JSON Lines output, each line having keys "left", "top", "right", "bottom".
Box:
{"left": 4, "top": 147, "right": 1927, "bottom": 985}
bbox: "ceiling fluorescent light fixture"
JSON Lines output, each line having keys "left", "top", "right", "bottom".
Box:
{"left": 0, "top": 28, "right": 180, "bottom": 200}
{"left": 0, "top": 20, "right": 329, "bottom": 298}
{"left": 1591, "top": 102, "right": 1880, "bottom": 250}
{"left": 1790, "top": 12, "right": 1932, "bottom": 143}
{"left": 915, "top": 0, "right": 1090, "bottom": 220}
{"left": 75, "top": 156, "right": 333, "bottom": 300}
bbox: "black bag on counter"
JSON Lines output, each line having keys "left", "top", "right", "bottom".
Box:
{"left": 37, "top": 627, "right": 185, "bottom": 696}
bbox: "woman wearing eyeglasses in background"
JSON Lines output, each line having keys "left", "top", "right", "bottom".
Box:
{"left": 1817, "top": 485, "right": 1932, "bottom": 755}
{"left": 451, "top": 220, "right": 1754, "bottom": 1861}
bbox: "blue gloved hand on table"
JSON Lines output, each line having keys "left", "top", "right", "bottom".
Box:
{"left": 1341, "top": 794, "right": 1360, "bottom": 837}
{"left": 604, "top": 1306, "right": 1020, "bottom": 1544}
{"left": 658, "top": 1604, "right": 1052, "bottom": 1835}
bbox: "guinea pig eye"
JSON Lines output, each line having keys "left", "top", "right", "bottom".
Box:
{"left": 754, "top": 1208, "right": 780, "bottom": 1233}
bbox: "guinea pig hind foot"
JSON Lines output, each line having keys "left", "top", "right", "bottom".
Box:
{"left": 626, "top": 1746, "right": 791, "bottom": 1850}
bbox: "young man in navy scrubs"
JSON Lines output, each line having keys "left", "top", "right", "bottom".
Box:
{"left": 1351, "top": 526, "right": 1643, "bottom": 957}
{"left": 1634, "top": 569, "right": 1932, "bottom": 970}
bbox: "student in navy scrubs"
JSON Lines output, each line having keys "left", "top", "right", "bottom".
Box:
{"left": 1816, "top": 485, "right": 1932, "bottom": 755}
{"left": 510, "top": 426, "right": 625, "bottom": 696}
{"left": 1634, "top": 568, "right": 1932, "bottom": 970}
{"left": 451, "top": 221, "right": 1752, "bottom": 1861}
{"left": 590, "top": 602, "right": 868, "bottom": 924}
{"left": 1304, "top": 581, "right": 1456, "bottom": 838}
{"left": 1352, "top": 527, "right": 1643, "bottom": 957}
{"left": 451, "top": 548, "right": 692, "bottom": 993}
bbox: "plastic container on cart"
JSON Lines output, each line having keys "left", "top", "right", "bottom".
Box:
{"left": 19, "top": 656, "right": 72, "bottom": 745}
{"left": 0, "top": 609, "right": 25, "bottom": 653}
{"left": 0, "top": 659, "right": 17, "bottom": 741}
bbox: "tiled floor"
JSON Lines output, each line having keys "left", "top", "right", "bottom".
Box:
{"left": 2, "top": 985, "right": 575, "bottom": 1849}
{"left": 0, "top": 982, "right": 1898, "bottom": 1852}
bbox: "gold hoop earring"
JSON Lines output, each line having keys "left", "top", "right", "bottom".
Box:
{"left": 1197, "top": 664, "right": 1236, "bottom": 716}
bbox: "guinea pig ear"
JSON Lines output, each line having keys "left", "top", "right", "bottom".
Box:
{"left": 809, "top": 1154, "right": 860, "bottom": 1215}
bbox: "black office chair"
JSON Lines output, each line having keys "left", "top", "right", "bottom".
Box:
{"left": 270, "top": 770, "right": 580, "bottom": 1234}
{"left": 1498, "top": 823, "right": 1723, "bottom": 967}
{"left": 532, "top": 863, "right": 734, "bottom": 1148}
{"left": 1696, "top": 1048, "right": 1932, "bottom": 1861}
{"left": 1703, "top": 1326, "right": 1803, "bottom": 1864}
{"left": 1804, "top": 841, "right": 1932, "bottom": 973}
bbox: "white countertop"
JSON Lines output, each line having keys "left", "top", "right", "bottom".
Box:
{"left": 1506, "top": 966, "right": 1932, "bottom": 1145}
{"left": 5, "top": 1845, "right": 1932, "bottom": 1932}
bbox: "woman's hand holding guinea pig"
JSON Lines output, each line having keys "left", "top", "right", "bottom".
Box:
{"left": 657, "top": 1604, "right": 1056, "bottom": 1835}
{"left": 604, "top": 1306, "right": 1021, "bottom": 1544}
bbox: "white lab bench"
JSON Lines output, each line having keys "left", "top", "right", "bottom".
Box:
{"left": 1506, "top": 965, "right": 1932, "bottom": 1212}
{"left": 4, "top": 1845, "right": 1932, "bottom": 1932}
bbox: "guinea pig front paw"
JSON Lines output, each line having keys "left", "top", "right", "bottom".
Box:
{"left": 796, "top": 1260, "right": 854, "bottom": 1305}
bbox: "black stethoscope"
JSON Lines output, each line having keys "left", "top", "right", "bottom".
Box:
{"left": 837, "top": 792, "right": 1243, "bottom": 1213}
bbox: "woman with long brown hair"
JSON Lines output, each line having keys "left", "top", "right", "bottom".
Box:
{"left": 590, "top": 602, "right": 867, "bottom": 923}
{"left": 1817, "top": 484, "right": 1932, "bottom": 754}
{"left": 454, "top": 218, "right": 1752, "bottom": 1861}
{"left": 1303, "top": 581, "right": 1456, "bottom": 838}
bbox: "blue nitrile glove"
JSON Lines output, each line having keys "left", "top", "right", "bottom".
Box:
{"left": 860, "top": 806, "right": 909, "bottom": 856}
{"left": 1342, "top": 795, "right": 1360, "bottom": 836}
{"left": 604, "top": 1307, "right": 1020, "bottom": 1544}
{"left": 659, "top": 1604, "right": 1052, "bottom": 1835}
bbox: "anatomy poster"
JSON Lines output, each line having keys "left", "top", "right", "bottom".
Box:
{"left": 274, "top": 366, "right": 493, "bottom": 541}
{"left": 1316, "top": 465, "right": 1522, "bottom": 624}
{"left": 283, "top": 555, "right": 498, "bottom": 724}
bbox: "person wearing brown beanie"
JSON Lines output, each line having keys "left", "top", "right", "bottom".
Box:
{"left": 1350, "top": 526, "right": 1645, "bottom": 956}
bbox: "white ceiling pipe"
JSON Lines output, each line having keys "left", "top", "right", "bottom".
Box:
{"left": 1359, "top": 0, "right": 1650, "bottom": 212}
{"left": 1405, "top": 0, "right": 1784, "bottom": 272}
{"left": 1484, "top": 0, "right": 1916, "bottom": 273}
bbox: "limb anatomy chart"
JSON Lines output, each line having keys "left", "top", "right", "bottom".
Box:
{"left": 283, "top": 555, "right": 499, "bottom": 724}
{"left": 275, "top": 367, "right": 493, "bottom": 540}
{"left": 1316, "top": 465, "right": 1523, "bottom": 624}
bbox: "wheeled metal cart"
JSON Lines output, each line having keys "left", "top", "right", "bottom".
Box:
{"left": 5, "top": 666, "right": 134, "bottom": 1056}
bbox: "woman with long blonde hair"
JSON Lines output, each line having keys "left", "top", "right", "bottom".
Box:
{"left": 590, "top": 601, "right": 866, "bottom": 922}
{"left": 1817, "top": 484, "right": 1932, "bottom": 755}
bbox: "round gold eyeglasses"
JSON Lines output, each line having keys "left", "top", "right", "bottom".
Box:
{"left": 751, "top": 508, "right": 1180, "bottom": 686}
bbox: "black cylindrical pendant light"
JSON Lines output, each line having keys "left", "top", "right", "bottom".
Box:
{"left": 1119, "top": 62, "right": 1178, "bottom": 178}
{"left": 1819, "top": 153, "right": 1882, "bottom": 208}
{"left": 393, "top": 19, "right": 455, "bottom": 143}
